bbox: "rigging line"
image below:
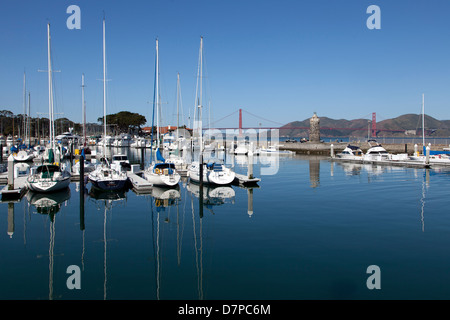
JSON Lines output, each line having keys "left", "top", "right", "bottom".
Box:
{"left": 208, "top": 110, "right": 239, "bottom": 127}
{"left": 242, "top": 110, "right": 285, "bottom": 126}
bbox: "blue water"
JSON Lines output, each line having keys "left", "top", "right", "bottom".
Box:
{"left": 1, "top": 149, "right": 450, "bottom": 300}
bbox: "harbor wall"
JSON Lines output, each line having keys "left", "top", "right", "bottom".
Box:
{"left": 279, "top": 142, "right": 450, "bottom": 156}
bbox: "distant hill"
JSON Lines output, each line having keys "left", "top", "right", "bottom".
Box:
{"left": 280, "top": 114, "right": 450, "bottom": 138}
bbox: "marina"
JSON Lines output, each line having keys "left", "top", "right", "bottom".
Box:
{"left": 3, "top": 0, "right": 450, "bottom": 305}
{"left": 2, "top": 149, "right": 450, "bottom": 299}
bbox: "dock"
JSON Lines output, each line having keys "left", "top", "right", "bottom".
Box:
{"left": 1, "top": 175, "right": 28, "bottom": 201}
{"left": 330, "top": 157, "right": 432, "bottom": 168}
{"left": 234, "top": 173, "right": 261, "bottom": 186}
{"left": 127, "top": 171, "right": 153, "bottom": 194}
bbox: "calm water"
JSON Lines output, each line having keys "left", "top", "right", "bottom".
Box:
{"left": 2, "top": 148, "right": 450, "bottom": 300}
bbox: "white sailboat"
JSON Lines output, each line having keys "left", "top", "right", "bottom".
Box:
{"left": 13, "top": 73, "right": 35, "bottom": 162}
{"left": 26, "top": 23, "right": 71, "bottom": 193}
{"left": 143, "top": 39, "right": 181, "bottom": 187}
{"left": 408, "top": 94, "right": 450, "bottom": 163}
{"left": 187, "top": 37, "right": 235, "bottom": 185}
{"left": 88, "top": 17, "right": 128, "bottom": 191}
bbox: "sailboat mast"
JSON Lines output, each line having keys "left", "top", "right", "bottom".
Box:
{"left": 47, "top": 23, "right": 54, "bottom": 150}
{"left": 102, "top": 18, "right": 107, "bottom": 157}
{"left": 27, "top": 92, "right": 30, "bottom": 146}
{"left": 422, "top": 93, "right": 425, "bottom": 149}
{"left": 82, "top": 73, "right": 86, "bottom": 147}
{"left": 23, "top": 71, "right": 26, "bottom": 144}
{"left": 198, "top": 36, "right": 203, "bottom": 153}
{"left": 156, "top": 39, "right": 160, "bottom": 148}
{"left": 177, "top": 72, "right": 180, "bottom": 139}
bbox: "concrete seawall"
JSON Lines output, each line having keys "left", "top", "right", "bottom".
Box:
{"left": 279, "top": 142, "right": 449, "bottom": 156}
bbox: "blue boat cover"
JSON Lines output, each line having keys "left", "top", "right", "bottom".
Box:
{"left": 423, "top": 146, "right": 450, "bottom": 155}
{"left": 156, "top": 148, "right": 165, "bottom": 162}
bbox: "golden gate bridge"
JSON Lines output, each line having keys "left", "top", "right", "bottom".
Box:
{"left": 202, "top": 109, "right": 405, "bottom": 135}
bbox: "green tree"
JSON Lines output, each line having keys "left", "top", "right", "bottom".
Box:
{"left": 98, "top": 111, "right": 146, "bottom": 133}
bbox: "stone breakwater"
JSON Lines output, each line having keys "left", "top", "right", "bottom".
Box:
{"left": 279, "top": 142, "right": 449, "bottom": 156}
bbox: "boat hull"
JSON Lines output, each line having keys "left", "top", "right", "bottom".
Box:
{"left": 89, "top": 177, "right": 128, "bottom": 191}
{"left": 27, "top": 176, "right": 71, "bottom": 193}
{"left": 188, "top": 164, "right": 235, "bottom": 185}
{"left": 143, "top": 170, "right": 180, "bottom": 187}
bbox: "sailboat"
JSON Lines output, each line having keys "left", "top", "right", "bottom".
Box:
{"left": 409, "top": 94, "right": 450, "bottom": 164}
{"left": 88, "top": 17, "right": 128, "bottom": 191}
{"left": 26, "top": 23, "right": 71, "bottom": 193}
{"left": 143, "top": 39, "right": 181, "bottom": 187}
{"left": 166, "top": 72, "right": 190, "bottom": 173}
{"left": 13, "top": 73, "right": 35, "bottom": 162}
{"left": 187, "top": 37, "right": 235, "bottom": 185}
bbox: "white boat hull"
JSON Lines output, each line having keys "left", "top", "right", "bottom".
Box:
{"left": 188, "top": 162, "right": 235, "bottom": 185}
{"left": 143, "top": 168, "right": 180, "bottom": 187}
{"left": 27, "top": 176, "right": 70, "bottom": 193}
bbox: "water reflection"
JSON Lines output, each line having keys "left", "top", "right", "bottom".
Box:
{"left": 24, "top": 187, "right": 71, "bottom": 300}
{"left": 309, "top": 158, "right": 320, "bottom": 188}
{"left": 187, "top": 182, "right": 235, "bottom": 208}
{"left": 26, "top": 187, "right": 71, "bottom": 221}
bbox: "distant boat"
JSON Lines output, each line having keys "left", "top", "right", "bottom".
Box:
{"left": 362, "top": 140, "right": 408, "bottom": 162}
{"left": 259, "top": 145, "right": 294, "bottom": 155}
{"left": 88, "top": 17, "right": 128, "bottom": 192}
{"left": 72, "top": 158, "right": 96, "bottom": 176}
{"left": 55, "top": 130, "right": 80, "bottom": 145}
{"left": 111, "top": 153, "right": 131, "bottom": 171}
{"left": 13, "top": 74, "right": 35, "bottom": 162}
{"left": 234, "top": 142, "right": 249, "bottom": 155}
{"left": 336, "top": 144, "right": 363, "bottom": 160}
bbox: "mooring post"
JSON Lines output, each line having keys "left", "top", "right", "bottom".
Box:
{"left": 330, "top": 144, "right": 334, "bottom": 158}
{"left": 414, "top": 144, "right": 418, "bottom": 156}
{"left": 425, "top": 144, "right": 430, "bottom": 164}
{"left": 248, "top": 148, "right": 254, "bottom": 179}
{"left": 7, "top": 154, "right": 14, "bottom": 190}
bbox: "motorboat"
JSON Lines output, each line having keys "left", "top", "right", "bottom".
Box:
{"left": 259, "top": 145, "right": 294, "bottom": 155}
{"left": 55, "top": 130, "right": 80, "bottom": 145}
{"left": 111, "top": 153, "right": 131, "bottom": 171}
{"left": 336, "top": 144, "right": 363, "bottom": 160}
{"left": 362, "top": 140, "right": 408, "bottom": 162}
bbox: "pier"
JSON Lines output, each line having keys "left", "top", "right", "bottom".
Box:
{"left": 127, "top": 171, "right": 153, "bottom": 194}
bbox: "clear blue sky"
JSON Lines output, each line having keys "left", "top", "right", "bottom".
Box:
{"left": 1, "top": 0, "right": 450, "bottom": 129}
